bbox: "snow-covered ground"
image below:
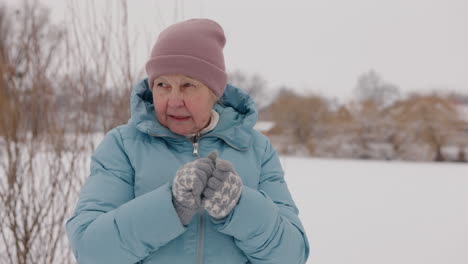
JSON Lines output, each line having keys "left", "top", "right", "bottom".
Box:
{"left": 281, "top": 157, "right": 468, "bottom": 264}
{"left": 3, "top": 133, "right": 467, "bottom": 264}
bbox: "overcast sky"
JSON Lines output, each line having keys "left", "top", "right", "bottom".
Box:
{"left": 16, "top": 0, "right": 468, "bottom": 100}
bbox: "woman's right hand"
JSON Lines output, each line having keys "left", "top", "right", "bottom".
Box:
{"left": 172, "top": 156, "right": 215, "bottom": 225}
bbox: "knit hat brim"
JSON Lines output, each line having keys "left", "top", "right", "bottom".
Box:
{"left": 146, "top": 55, "right": 227, "bottom": 98}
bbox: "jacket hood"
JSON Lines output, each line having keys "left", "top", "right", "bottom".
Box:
{"left": 129, "top": 78, "right": 258, "bottom": 150}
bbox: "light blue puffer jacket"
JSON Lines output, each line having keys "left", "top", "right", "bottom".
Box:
{"left": 66, "top": 79, "right": 310, "bottom": 264}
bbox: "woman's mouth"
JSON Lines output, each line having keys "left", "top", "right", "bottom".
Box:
{"left": 169, "top": 115, "right": 191, "bottom": 121}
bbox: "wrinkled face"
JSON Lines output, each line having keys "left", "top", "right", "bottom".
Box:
{"left": 152, "top": 74, "right": 217, "bottom": 136}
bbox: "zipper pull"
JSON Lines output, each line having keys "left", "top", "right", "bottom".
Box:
{"left": 192, "top": 132, "right": 201, "bottom": 156}
{"left": 193, "top": 142, "right": 199, "bottom": 156}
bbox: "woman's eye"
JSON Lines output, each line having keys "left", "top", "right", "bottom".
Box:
{"left": 182, "top": 83, "right": 196, "bottom": 88}
{"left": 157, "top": 83, "right": 169, "bottom": 88}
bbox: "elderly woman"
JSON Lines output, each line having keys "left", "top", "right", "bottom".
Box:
{"left": 66, "top": 19, "right": 309, "bottom": 264}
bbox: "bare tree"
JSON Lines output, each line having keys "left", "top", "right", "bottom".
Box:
{"left": 65, "top": 0, "right": 144, "bottom": 133}
{"left": 384, "top": 94, "right": 464, "bottom": 161}
{"left": 0, "top": 2, "right": 82, "bottom": 263}
{"left": 354, "top": 69, "right": 400, "bottom": 108}
{"left": 344, "top": 100, "right": 384, "bottom": 159}
{"left": 457, "top": 145, "right": 466, "bottom": 162}
{"left": 269, "top": 88, "right": 329, "bottom": 154}
{"left": 0, "top": 0, "right": 148, "bottom": 262}
{"left": 228, "top": 70, "right": 269, "bottom": 109}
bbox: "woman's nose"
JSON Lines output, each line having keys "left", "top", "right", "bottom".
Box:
{"left": 167, "top": 91, "right": 184, "bottom": 108}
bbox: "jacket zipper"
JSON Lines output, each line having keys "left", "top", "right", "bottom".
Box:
{"left": 147, "top": 130, "right": 205, "bottom": 263}
{"left": 193, "top": 141, "right": 199, "bottom": 156}
{"left": 148, "top": 131, "right": 243, "bottom": 264}
{"left": 191, "top": 133, "right": 204, "bottom": 264}
{"left": 197, "top": 208, "right": 205, "bottom": 264}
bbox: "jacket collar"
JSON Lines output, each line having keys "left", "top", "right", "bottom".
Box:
{"left": 129, "top": 78, "right": 258, "bottom": 150}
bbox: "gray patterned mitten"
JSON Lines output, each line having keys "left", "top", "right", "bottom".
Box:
{"left": 202, "top": 153, "right": 243, "bottom": 219}
{"left": 172, "top": 157, "right": 215, "bottom": 226}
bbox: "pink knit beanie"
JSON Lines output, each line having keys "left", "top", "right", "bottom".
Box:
{"left": 145, "top": 18, "right": 227, "bottom": 98}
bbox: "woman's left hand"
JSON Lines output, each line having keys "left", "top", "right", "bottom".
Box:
{"left": 202, "top": 153, "right": 242, "bottom": 219}
{"left": 172, "top": 157, "right": 215, "bottom": 225}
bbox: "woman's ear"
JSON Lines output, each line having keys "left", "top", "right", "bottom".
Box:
{"left": 211, "top": 91, "right": 218, "bottom": 106}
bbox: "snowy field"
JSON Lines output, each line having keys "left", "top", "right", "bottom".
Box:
{"left": 3, "top": 132, "right": 467, "bottom": 264}
{"left": 281, "top": 157, "right": 468, "bottom": 264}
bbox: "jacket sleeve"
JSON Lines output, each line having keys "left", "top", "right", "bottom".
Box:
{"left": 211, "top": 139, "right": 310, "bottom": 264}
{"left": 65, "top": 127, "right": 186, "bottom": 264}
